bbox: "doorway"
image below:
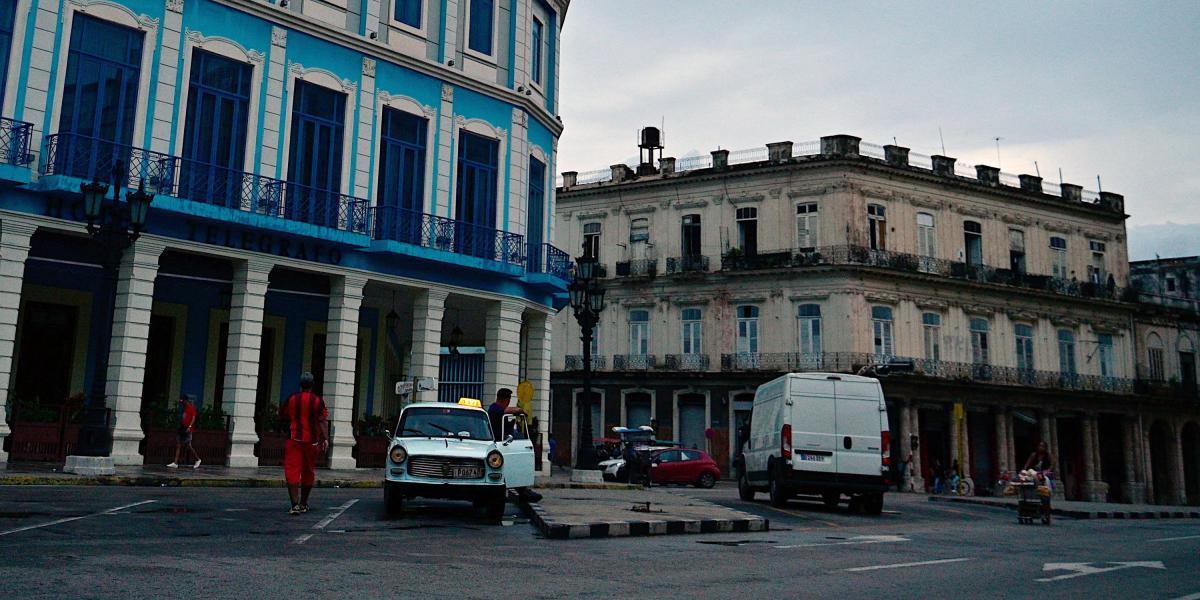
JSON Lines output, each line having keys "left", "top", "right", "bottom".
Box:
{"left": 13, "top": 302, "right": 78, "bottom": 410}
{"left": 677, "top": 394, "right": 706, "bottom": 451}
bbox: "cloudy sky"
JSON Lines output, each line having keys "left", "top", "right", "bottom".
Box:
{"left": 556, "top": 1, "right": 1200, "bottom": 257}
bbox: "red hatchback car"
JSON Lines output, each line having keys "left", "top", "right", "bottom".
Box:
{"left": 648, "top": 448, "right": 721, "bottom": 488}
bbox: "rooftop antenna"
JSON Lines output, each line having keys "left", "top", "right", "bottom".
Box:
{"left": 1058, "top": 168, "right": 1064, "bottom": 186}
{"left": 1096, "top": 175, "right": 1103, "bottom": 193}
{"left": 938, "top": 127, "right": 946, "bottom": 155}
{"left": 1034, "top": 161, "right": 1041, "bottom": 178}
{"left": 893, "top": 136, "right": 898, "bottom": 145}
{"left": 994, "top": 137, "right": 1002, "bottom": 169}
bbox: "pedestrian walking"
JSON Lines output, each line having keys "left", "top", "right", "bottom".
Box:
{"left": 279, "top": 372, "right": 328, "bottom": 516}
{"left": 167, "top": 394, "right": 201, "bottom": 469}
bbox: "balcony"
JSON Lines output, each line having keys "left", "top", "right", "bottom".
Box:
{"left": 526, "top": 242, "right": 572, "bottom": 280}
{"left": 564, "top": 355, "right": 607, "bottom": 371}
{"left": 666, "top": 255, "right": 709, "bottom": 275}
{"left": 664, "top": 353, "right": 710, "bottom": 371}
{"left": 612, "top": 354, "right": 656, "bottom": 371}
{"left": 719, "top": 244, "right": 1128, "bottom": 302}
{"left": 0, "top": 117, "right": 34, "bottom": 184}
{"left": 615, "top": 258, "right": 657, "bottom": 278}
{"left": 372, "top": 205, "right": 525, "bottom": 269}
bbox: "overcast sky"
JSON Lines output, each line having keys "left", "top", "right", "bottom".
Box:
{"left": 557, "top": 0, "right": 1200, "bottom": 237}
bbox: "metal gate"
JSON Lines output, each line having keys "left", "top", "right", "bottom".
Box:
{"left": 437, "top": 351, "right": 484, "bottom": 403}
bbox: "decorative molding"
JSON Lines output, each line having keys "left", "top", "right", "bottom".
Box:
{"left": 165, "top": 0, "right": 184, "bottom": 12}
{"left": 138, "top": 15, "right": 160, "bottom": 30}
{"left": 1007, "top": 309, "right": 1038, "bottom": 323}
{"left": 185, "top": 29, "right": 203, "bottom": 43}
{"left": 864, "top": 292, "right": 899, "bottom": 305}
{"left": 788, "top": 292, "right": 830, "bottom": 302}
{"left": 712, "top": 195, "right": 723, "bottom": 206}
{"left": 729, "top": 194, "right": 764, "bottom": 205}
{"left": 1091, "top": 322, "right": 1125, "bottom": 335}
{"left": 1001, "top": 213, "right": 1034, "bottom": 226}
{"left": 609, "top": 207, "right": 621, "bottom": 216}
{"left": 729, "top": 295, "right": 767, "bottom": 304}
{"left": 963, "top": 303, "right": 995, "bottom": 316}
{"left": 1050, "top": 316, "right": 1081, "bottom": 328}
{"left": 362, "top": 57, "right": 376, "bottom": 77}
{"left": 619, "top": 298, "right": 657, "bottom": 308}
{"left": 907, "top": 195, "right": 944, "bottom": 210}
{"left": 184, "top": 29, "right": 265, "bottom": 64}
{"left": 574, "top": 211, "right": 608, "bottom": 221}
{"left": 512, "top": 108, "right": 527, "bottom": 127}
{"left": 956, "top": 205, "right": 990, "bottom": 219}
{"left": 913, "top": 297, "right": 949, "bottom": 310}
{"left": 422, "top": 105, "right": 436, "bottom": 118}
{"left": 673, "top": 199, "right": 708, "bottom": 211}
{"left": 441, "top": 84, "right": 454, "bottom": 102}
{"left": 787, "top": 187, "right": 828, "bottom": 198}
{"left": 248, "top": 50, "right": 265, "bottom": 64}
{"left": 1082, "top": 229, "right": 1113, "bottom": 241}
{"left": 622, "top": 205, "right": 656, "bottom": 216}
{"left": 271, "top": 27, "right": 287, "bottom": 47}
{"left": 670, "top": 296, "right": 711, "bottom": 306}
{"left": 1044, "top": 220, "right": 1073, "bottom": 234}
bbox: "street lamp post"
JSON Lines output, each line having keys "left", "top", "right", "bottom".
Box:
{"left": 569, "top": 245, "right": 605, "bottom": 470}
{"left": 73, "top": 160, "right": 154, "bottom": 457}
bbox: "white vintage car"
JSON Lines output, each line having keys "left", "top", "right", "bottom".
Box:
{"left": 383, "top": 400, "right": 535, "bottom": 520}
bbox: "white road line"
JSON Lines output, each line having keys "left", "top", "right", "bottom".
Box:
{"left": 1168, "top": 593, "right": 1200, "bottom": 600}
{"left": 845, "top": 557, "right": 973, "bottom": 572}
{"left": 293, "top": 499, "right": 359, "bottom": 544}
{"left": 293, "top": 534, "right": 314, "bottom": 545}
{"left": 1150, "top": 534, "right": 1200, "bottom": 543}
{"left": 775, "top": 535, "right": 910, "bottom": 549}
{"left": 0, "top": 500, "right": 156, "bottom": 537}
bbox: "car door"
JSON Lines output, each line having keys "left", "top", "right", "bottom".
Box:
{"left": 499, "top": 414, "right": 535, "bottom": 488}
{"left": 680, "top": 450, "right": 705, "bottom": 482}
{"left": 652, "top": 450, "right": 683, "bottom": 483}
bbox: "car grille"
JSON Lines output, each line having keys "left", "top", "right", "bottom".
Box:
{"left": 407, "top": 456, "right": 486, "bottom": 479}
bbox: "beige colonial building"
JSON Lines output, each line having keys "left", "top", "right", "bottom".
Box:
{"left": 549, "top": 134, "right": 1200, "bottom": 506}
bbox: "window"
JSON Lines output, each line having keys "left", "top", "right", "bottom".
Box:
{"left": 530, "top": 17, "right": 544, "bottom": 85}
{"left": 179, "top": 49, "right": 253, "bottom": 206}
{"left": 1015, "top": 324, "right": 1034, "bottom": 371}
{"left": 871, "top": 306, "right": 894, "bottom": 358}
{"left": 588, "top": 323, "right": 600, "bottom": 356}
{"left": 394, "top": 0, "right": 422, "bottom": 28}
{"left": 629, "top": 218, "right": 649, "bottom": 243}
{"left": 1097, "top": 333, "right": 1114, "bottom": 377}
{"left": 287, "top": 81, "right": 346, "bottom": 226}
{"left": 922, "top": 313, "right": 941, "bottom": 361}
{"left": 797, "top": 304, "right": 822, "bottom": 355}
{"left": 917, "top": 213, "right": 936, "bottom": 257}
{"left": 796, "top": 203, "right": 819, "bottom": 249}
{"left": 1050, "top": 237, "right": 1068, "bottom": 279}
{"left": 1088, "top": 240, "right": 1107, "bottom": 284}
{"left": 867, "top": 204, "right": 887, "bottom": 250}
{"left": 1181, "top": 337, "right": 1197, "bottom": 391}
{"left": 964, "top": 221, "right": 983, "bottom": 266}
{"left": 57, "top": 15, "right": 145, "bottom": 177}
{"left": 0, "top": 0, "right": 18, "bottom": 109}
{"left": 1147, "top": 333, "right": 1165, "bottom": 381}
{"left": 1166, "top": 276, "right": 1177, "bottom": 293}
{"left": 736, "top": 306, "right": 759, "bottom": 355}
{"left": 970, "top": 318, "right": 990, "bottom": 365}
{"left": 681, "top": 308, "right": 703, "bottom": 355}
{"left": 467, "top": 0, "right": 495, "bottom": 55}
{"left": 527, "top": 155, "right": 546, "bottom": 252}
{"left": 1058, "top": 330, "right": 1076, "bottom": 375}
{"left": 1009, "top": 229, "right": 1026, "bottom": 274}
{"left": 583, "top": 222, "right": 601, "bottom": 260}
{"left": 455, "top": 130, "right": 499, "bottom": 257}
{"left": 629, "top": 310, "right": 650, "bottom": 355}
{"left": 375, "top": 107, "right": 428, "bottom": 242}
{"left": 736, "top": 207, "right": 758, "bottom": 256}
{"left": 681, "top": 214, "right": 702, "bottom": 257}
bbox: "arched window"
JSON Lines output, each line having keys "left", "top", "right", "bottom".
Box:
{"left": 871, "top": 306, "right": 893, "bottom": 358}
{"left": 681, "top": 308, "right": 703, "bottom": 355}
{"left": 970, "top": 318, "right": 990, "bottom": 365}
{"left": 736, "top": 306, "right": 759, "bottom": 355}
{"left": 797, "top": 304, "right": 821, "bottom": 355}
{"left": 1147, "top": 332, "right": 1165, "bottom": 381}
{"left": 628, "top": 310, "right": 650, "bottom": 355}
{"left": 922, "top": 312, "right": 941, "bottom": 360}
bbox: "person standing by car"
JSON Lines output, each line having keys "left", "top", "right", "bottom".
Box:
{"left": 167, "top": 394, "right": 201, "bottom": 469}
{"left": 279, "top": 372, "right": 328, "bottom": 516}
{"left": 487, "top": 388, "right": 542, "bottom": 504}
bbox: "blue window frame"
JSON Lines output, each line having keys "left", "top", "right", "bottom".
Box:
{"left": 526, "top": 155, "right": 545, "bottom": 268}
{"left": 455, "top": 130, "right": 498, "bottom": 258}
{"left": 179, "top": 49, "right": 252, "bottom": 207}
{"left": 287, "top": 80, "right": 346, "bottom": 227}
{"left": 55, "top": 14, "right": 144, "bottom": 178}
{"left": 530, "top": 18, "right": 543, "bottom": 85}
{"left": 394, "top": 0, "right": 421, "bottom": 28}
{"left": 0, "top": 0, "right": 17, "bottom": 104}
{"left": 375, "top": 107, "right": 427, "bottom": 243}
{"left": 467, "top": 0, "right": 494, "bottom": 55}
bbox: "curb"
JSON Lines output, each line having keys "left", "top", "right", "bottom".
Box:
{"left": 0, "top": 475, "right": 381, "bottom": 489}
{"left": 532, "top": 482, "right": 642, "bottom": 491}
{"left": 524, "top": 493, "right": 769, "bottom": 540}
{"left": 928, "top": 495, "right": 1200, "bottom": 520}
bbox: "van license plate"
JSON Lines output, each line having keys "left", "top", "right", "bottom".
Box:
{"left": 798, "top": 452, "right": 827, "bottom": 463}
{"left": 452, "top": 467, "right": 482, "bottom": 478}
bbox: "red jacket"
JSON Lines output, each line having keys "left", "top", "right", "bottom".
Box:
{"left": 280, "top": 391, "right": 328, "bottom": 443}
{"left": 180, "top": 402, "right": 198, "bottom": 433}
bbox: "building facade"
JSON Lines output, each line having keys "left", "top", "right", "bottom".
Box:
{"left": 550, "top": 135, "right": 1200, "bottom": 506}
{"left": 0, "top": 0, "right": 572, "bottom": 470}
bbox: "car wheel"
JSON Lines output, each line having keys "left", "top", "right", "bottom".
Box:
{"left": 384, "top": 483, "right": 403, "bottom": 516}
{"left": 769, "top": 469, "right": 788, "bottom": 508}
{"left": 485, "top": 496, "right": 506, "bottom": 522}
{"left": 697, "top": 472, "right": 716, "bottom": 489}
{"left": 738, "top": 470, "right": 756, "bottom": 501}
{"left": 862, "top": 493, "right": 884, "bottom": 516}
{"left": 822, "top": 492, "right": 840, "bottom": 509}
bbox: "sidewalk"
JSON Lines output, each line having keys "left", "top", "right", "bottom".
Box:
{"left": 527, "top": 486, "right": 768, "bottom": 540}
{"left": 929, "top": 494, "right": 1200, "bottom": 520}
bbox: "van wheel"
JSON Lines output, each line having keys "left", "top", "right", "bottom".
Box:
{"left": 697, "top": 472, "right": 716, "bottom": 489}
{"left": 822, "top": 493, "right": 840, "bottom": 509}
{"left": 863, "top": 492, "right": 884, "bottom": 516}
{"left": 384, "top": 484, "right": 403, "bottom": 516}
{"left": 738, "top": 471, "right": 756, "bottom": 501}
{"left": 769, "top": 471, "right": 788, "bottom": 508}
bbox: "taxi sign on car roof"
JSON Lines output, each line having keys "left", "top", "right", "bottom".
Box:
{"left": 457, "top": 397, "right": 483, "bottom": 408}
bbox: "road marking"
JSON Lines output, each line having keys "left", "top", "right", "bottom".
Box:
{"left": 1036, "top": 561, "right": 1166, "bottom": 582}
{"left": 293, "top": 499, "right": 359, "bottom": 544}
{"left": 757, "top": 504, "right": 841, "bottom": 528}
{"left": 0, "top": 500, "right": 156, "bottom": 537}
{"left": 845, "top": 557, "right": 972, "bottom": 572}
{"left": 1168, "top": 593, "right": 1200, "bottom": 600}
{"left": 775, "top": 534, "right": 909, "bottom": 549}
{"left": 1150, "top": 534, "right": 1200, "bottom": 543}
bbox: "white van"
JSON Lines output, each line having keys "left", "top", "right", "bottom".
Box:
{"left": 736, "top": 372, "right": 891, "bottom": 514}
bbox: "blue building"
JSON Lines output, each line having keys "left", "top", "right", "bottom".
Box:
{"left": 0, "top": 0, "right": 572, "bottom": 470}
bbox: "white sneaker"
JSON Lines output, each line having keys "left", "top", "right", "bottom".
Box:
{"left": 166, "top": 462, "right": 178, "bottom": 469}
{"left": 193, "top": 459, "right": 202, "bottom": 470}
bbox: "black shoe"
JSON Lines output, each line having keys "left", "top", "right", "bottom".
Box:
{"left": 519, "top": 489, "right": 543, "bottom": 504}
{"left": 289, "top": 505, "right": 302, "bottom": 516}
{"left": 299, "top": 504, "right": 309, "bottom": 513}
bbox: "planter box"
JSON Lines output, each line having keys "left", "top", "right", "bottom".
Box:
{"left": 354, "top": 435, "right": 390, "bottom": 468}
{"left": 8, "top": 421, "right": 64, "bottom": 462}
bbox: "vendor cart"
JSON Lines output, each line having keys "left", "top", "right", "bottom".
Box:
{"left": 1011, "top": 481, "right": 1051, "bottom": 525}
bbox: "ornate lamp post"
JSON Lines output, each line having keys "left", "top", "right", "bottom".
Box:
{"left": 569, "top": 245, "right": 605, "bottom": 470}
{"left": 73, "top": 160, "right": 154, "bottom": 457}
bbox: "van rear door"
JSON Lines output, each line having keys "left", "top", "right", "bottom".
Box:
{"left": 790, "top": 377, "right": 837, "bottom": 476}
{"left": 832, "top": 378, "right": 884, "bottom": 480}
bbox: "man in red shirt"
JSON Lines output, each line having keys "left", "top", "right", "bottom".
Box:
{"left": 167, "top": 394, "right": 201, "bottom": 469}
{"left": 279, "top": 372, "right": 329, "bottom": 515}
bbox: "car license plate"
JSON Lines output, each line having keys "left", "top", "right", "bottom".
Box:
{"left": 452, "top": 467, "right": 482, "bottom": 479}
{"left": 798, "top": 452, "right": 827, "bottom": 463}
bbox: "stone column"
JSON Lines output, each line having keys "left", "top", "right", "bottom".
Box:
{"left": 483, "top": 300, "right": 523, "bottom": 402}
{"left": 508, "top": 108, "right": 529, "bottom": 234}
{"left": 0, "top": 220, "right": 35, "bottom": 464}
{"left": 994, "top": 410, "right": 1009, "bottom": 473}
{"left": 442, "top": 0, "right": 461, "bottom": 63}
{"left": 223, "top": 260, "right": 273, "bottom": 467}
{"left": 434, "top": 85, "right": 456, "bottom": 215}
{"left": 526, "top": 310, "right": 552, "bottom": 475}
{"left": 1173, "top": 421, "right": 1188, "bottom": 506}
{"left": 354, "top": 58, "right": 377, "bottom": 199}
{"left": 1005, "top": 409, "right": 1017, "bottom": 471}
{"left": 908, "top": 405, "right": 924, "bottom": 491}
{"left": 1081, "top": 414, "right": 1108, "bottom": 502}
{"left": 1122, "top": 418, "right": 1146, "bottom": 503}
{"left": 149, "top": 0, "right": 185, "bottom": 155}
{"left": 106, "top": 239, "right": 166, "bottom": 465}
{"left": 262, "top": 27, "right": 288, "bottom": 179}
{"left": 1140, "top": 417, "right": 1156, "bottom": 504}
{"left": 323, "top": 275, "right": 366, "bottom": 469}
{"left": 408, "top": 289, "right": 447, "bottom": 403}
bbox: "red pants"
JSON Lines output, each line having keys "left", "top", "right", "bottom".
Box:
{"left": 284, "top": 439, "right": 318, "bottom": 486}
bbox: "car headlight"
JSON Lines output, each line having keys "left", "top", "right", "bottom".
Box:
{"left": 487, "top": 451, "right": 504, "bottom": 469}
{"left": 389, "top": 445, "right": 408, "bottom": 464}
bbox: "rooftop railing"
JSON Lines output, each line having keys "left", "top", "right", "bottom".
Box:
{"left": 0, "top": 117, "right": 34, "bottom": 166}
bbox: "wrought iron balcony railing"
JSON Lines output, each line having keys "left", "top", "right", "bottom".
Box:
{"left": 0, "top": 117, "right": 34, "bottom": 166}
{"left": 615, "top": 258, "right": 657, "bottom": 278}
{"left": 666, "top": 255, "right": 709, "bottom": 274}
{"left": 43, "top": 133, "right": 179, "bottom": 195}
{"left": 527, "top": 242, "right": 571, "bottom": 279}
{"left": 564, "top": 355, "right": 607, "bottom": 371}
{"left": 372, "top": 205, "right": 526, "bottom": 268}
{"left": 612, "top": 354, "right": 656, "bottom": 371}
{"left": 664, "top": 353, "right": 710, "bottom": 371}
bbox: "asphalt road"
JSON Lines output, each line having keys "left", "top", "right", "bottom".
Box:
{"left": 1, "top": 483, "right": 1198, "bottom": 599}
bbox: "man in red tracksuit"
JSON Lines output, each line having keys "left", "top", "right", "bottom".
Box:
{"left": 279, "top": 372, "right": 328, "bottom": 515}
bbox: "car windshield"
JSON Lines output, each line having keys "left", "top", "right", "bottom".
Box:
{"left": 398, "top": 407, "right": 492, "bottom": 441}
